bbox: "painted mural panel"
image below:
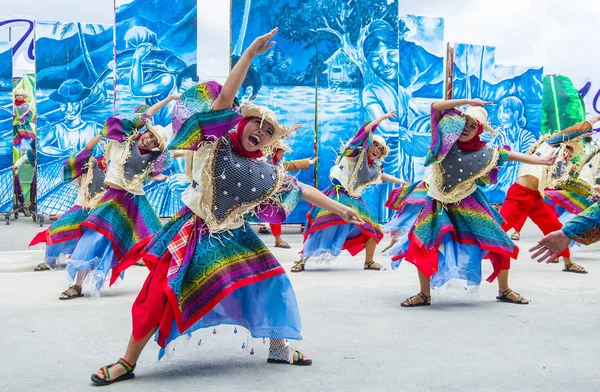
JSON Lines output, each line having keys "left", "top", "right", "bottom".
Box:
{"left": 398, "top": 15, "right": 445, "bottom": 183}
{"left": 0, "top": 42, "right": 13, "bottom": 215}
{"left": 231, "top": 0, "right": 317, "bottom": 223}
{"left": 448, "top": 42, "right": 544, "bottom": 203}
{"left": 115, "top": 0, "right": 197, "bottom": 217}
{"left": 35, "top": 20, "right": 113, "bottom": 215}
{"left": 315, "top": 0, "right": 399, "bottom": 223}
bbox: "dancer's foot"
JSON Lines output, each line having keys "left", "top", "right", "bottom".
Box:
{"left": 401, "top": 292, "right": 431, "bottom": 307}
{"left": 59, "top": 284, "right": 83, "bottom": 300}
{"left": 563, "top": 262, "right": 588, "bottom": 274}
{"left": 496, "top": 288, "right": 529, "bottom": 304}
{"left": 290, "top": 260, "right": 305, "bottom": 273}
{"left": 510, "top": 231, "right": 520, "bottom": 241}
{"left": 91, "top": 358, "right": 136, "bottom": 385}
{"left": 34, "top": 263, "right": 50, "bottom": 271}
{"left": 275, "top": 239, "right": 291, "bottom": 249}
{"left": 267, "top": 349, "right": 312, "bottom": 366}
{"left": 364, "top": 261, "right": 382, "bottom": 270}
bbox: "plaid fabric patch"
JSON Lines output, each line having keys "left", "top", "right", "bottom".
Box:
{"left": 167, "top": 217, "right": 195, "bottom": 278}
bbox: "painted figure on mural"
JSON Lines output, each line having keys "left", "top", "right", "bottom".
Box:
{"left": 362, "top": 20, "right": 418, "bottom": 182}
{"left": 38, "top": 79, "right": 103, "bottom": 158}
{"left": 488, "top": 96, "right": 537, "bottom": 199}
{"left": 123, "top": 26, "right": 197, "bottom": 127}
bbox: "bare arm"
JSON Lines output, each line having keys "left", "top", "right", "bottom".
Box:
{"left": 365, "top": 111, "right": 397, "bottom": 132}
{"left": 213, "top": 28, "right": 278, "bottom": 111}
{"left": 507, "top": 150, "right": 556, "bottom": 166}
{"left": 85, "top": 134, "right": 103, "bottom": 151}
{"left": 381, "top": 173, "right": 407, "bottom": 185}
{"left": 172, "top": 150, "right": 187, "bottom": 158}
{"left": 145, "top": 94, "right": 181, "bottom": 116}
{"left": 301, "top": 185, "right": 364, "bottom": 225}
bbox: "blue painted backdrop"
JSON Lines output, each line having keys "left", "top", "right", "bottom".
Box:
{"left": 0, "top": 42, "right": 13, "bottom": 213}
{"left": 115, "top": 0, "right": 197, "bottom": 217}
{"left": 231, "top": 0, "right": 317, "bottom": 224}
{"left": 448, "top": 42, "right": 543, "bottom": 203}
{"left": 34, "top": 20, "right": 113, "bottom": 215}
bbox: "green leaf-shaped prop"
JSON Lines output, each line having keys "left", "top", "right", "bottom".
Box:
{"left": 542, "top": 74, "right": 586, "bottom": 135}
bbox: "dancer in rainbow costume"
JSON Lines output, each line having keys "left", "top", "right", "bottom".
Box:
{"left": 292, "top": 111, "right": 407, "bottom": 272}
{"left": 387, "top": 98, "right": 556, "bottom": 307}
{"left": 56, "top": 96, "right": 175, "bottom": 300}
{"left": 29, "top": 136, "right": 107, "bottom": 272}
{"left": 91, "top": 29, "right": 364, "bottom": 386}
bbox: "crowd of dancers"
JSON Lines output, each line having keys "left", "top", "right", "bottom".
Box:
{"left": 23, "top": 29, "right": 600, "bottom": 386}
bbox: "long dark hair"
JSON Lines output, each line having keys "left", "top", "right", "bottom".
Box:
{"left": 363, "top": 20, "right": 398, "bottom": 60}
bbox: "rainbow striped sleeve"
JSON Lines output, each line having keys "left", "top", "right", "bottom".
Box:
{"left": 425, "top": 107, "right": 465, "bottom": 166}
{"left": 63, "top": 148, "right": 92, "bottom": 182}
{"left": 339, "top": 123, "right": 374, "bottom": 158}
{"left": 102, "top": 113, "right": 150, "bottom": 142}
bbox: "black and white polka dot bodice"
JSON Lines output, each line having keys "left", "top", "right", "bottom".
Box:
{"left": 183, "top": 138, "right": 284, "bottom": 232}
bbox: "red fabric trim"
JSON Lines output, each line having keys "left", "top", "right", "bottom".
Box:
{"left": 109, "top": 236, "right": 154, "bottom": 286}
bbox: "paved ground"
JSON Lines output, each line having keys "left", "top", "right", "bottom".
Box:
{"left": 1, "top": 218, "right": 599, "bottom": 391}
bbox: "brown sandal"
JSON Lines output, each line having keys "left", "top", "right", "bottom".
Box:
{"left": 496, "top": 288, "right": 529, "bottom": 304}
{"left": 401, "top": 292, "right": 431, "bottom": 307}
{"left": 291, "top": 261, "right": 305, "bottom": 273}
{"left": 59, "top": 284, "right": 83, "bottom": 300}
{"left": 364, "top": 261, "right": 382, "bottom": 270}
{"left": 275, "top": 240, "right": 291, "bottom": 249}
{"left": 34, "top": 263, "right": 50, "bottom": 272}
{"left": 510, "top": 231, "right": 520, "bottom": 241}
{"left": 563, "top": 262, "right": 588, "bottom": 274}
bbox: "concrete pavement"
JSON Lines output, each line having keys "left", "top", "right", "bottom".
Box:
{"left": 1, "top": 218, "right": 599, "bottom": 391}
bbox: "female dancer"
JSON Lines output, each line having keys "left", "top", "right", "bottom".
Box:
{"left": 29, "top": 135, "right": 106, "bottom": 272}
{"left": 292, "top": 112, "right": 406, "bottom": 273}
{"left": 389, "top": 99, "right": 555, "bottom": 307}
{"left": 57, "top": 95, "right": 175, "bottom": 300}
{"left": 91, "top": 29, "right": 364, "bottom": 385}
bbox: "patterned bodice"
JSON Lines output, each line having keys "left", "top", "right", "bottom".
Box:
{"left": 182, "top": 137, "right": 286, "bottom": 232}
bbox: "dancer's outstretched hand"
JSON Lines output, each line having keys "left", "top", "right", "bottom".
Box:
{"left": 529, "top": 230, "right": 571, "bottom": 263}
{"left": 467, "top": 98, "right": 492, "bottom": 107}
{"left": 540, "top": 151, "right": 558, "bottom": 166}
{"left": 247, "top": 28, "right": 278, "bottom": 56}
{"left": 339, "top": 207, "right": 364, "bottom": 225}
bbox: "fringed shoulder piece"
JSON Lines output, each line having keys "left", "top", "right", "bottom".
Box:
{"left": 102, "top": 113, "right": 149, "bottom": 142}
{"left": 63, "top": 148, "right": 92, "bottom": 182}
{"left": 169, "top": 81, "right": 243, "bottom": 151}
{"left": 425, "top": 107, "right": 465, "bottom": 166}
{"left": 339, "top": 123, "right": 376, "bottom": 159}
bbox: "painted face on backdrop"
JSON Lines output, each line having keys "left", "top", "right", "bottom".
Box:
{"left": 458, "top": 117, "right": 480, "bottom": 142}
{"left": 367, "top": 42, "right": 399, "bottom": 82}
{"left": 60, "top": 101, "right": 83, "bottom": 121}
{"left": 241, "top": 117, "right": 274, "bottom": 152}
{"left": 497, "top": 104, "right": 516, "bottom": 127}
{"left": 367, "top": 141, "right": 385, "bottom": 161}
{"left": 137, "top": 131, "right": 160, "bottom": 150}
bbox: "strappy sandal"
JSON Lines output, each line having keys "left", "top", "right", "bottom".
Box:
{"left": 258, "top": 227, "right": 271, "bottom": 235}
{"left": 496, "top": 288, "right": 529, "bottom": 304}
{"left": 267, "top": 349, "right": 312, "bottom": 366}
{"left": 364, "top": 261, "right": 382, "bottom": 270}
{"left": 275, "top": 240, "right": 291, "bottom": 249}
{"left": 134, "top": 260, "right": 146, "bottom": 267}
{"left": 34, "top": 263, "right": 50, "bottom": 272}
{"left": 59, "top": 284, "right": 83, "bottom": 300}
{"left": 401, "top": 292, "right": 431, "bottom": 307}
{"left": 563, "top": 262, "right": 588, "bottom": 274}
{"left": 291, "top": 261, "right": 305, "bottom": 273}
{"left": 510, "top": 231, "right": 520, "bottom": 241}
{"left": 91, "top": 358, "right": 136, "bottom": 386}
